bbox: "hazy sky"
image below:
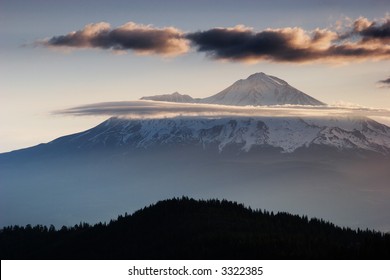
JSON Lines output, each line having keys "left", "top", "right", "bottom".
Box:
{"left": 1, "top": 0, "right": 389, "bottom": 152}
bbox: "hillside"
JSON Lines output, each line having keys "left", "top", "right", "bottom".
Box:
{"left": 1, "top": 197, "right": 389, "bottom": 259}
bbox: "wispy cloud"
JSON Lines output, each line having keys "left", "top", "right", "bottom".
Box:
{"left": 54, "top": 100, "right": 390, "bottom": 122}
{"left": 37, "top": 16, "right": 390, "bottom": 63}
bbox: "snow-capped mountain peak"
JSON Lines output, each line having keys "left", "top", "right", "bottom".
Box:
{"left": 246, "top": 72, "right": 287, "bottom": 86}
{"left": 140, "top": 72, "right": 324, "bottom": 106}
{"left": 201, "top": 72, "right": 324, "bottom": 106}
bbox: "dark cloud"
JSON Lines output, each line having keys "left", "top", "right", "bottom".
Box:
{"left": 186, "top": 27, "right": 314, "bottom": 62}
{"left": 186, "top": 22, "right": 390, "bottom": 63}
{"left": 380, "top": 78, "right": 390, "bottom": 84}
{"left": 378, "top": 77, "right": 390, "bottom": 88}
{"left": 38, "top": 17, "right": 390, "bottom": 63}
{"left": 41, "top": 22, "right": 189, "bottom": 56}
{"left": 352, "top": 17, "right": 390, "bottom": 42}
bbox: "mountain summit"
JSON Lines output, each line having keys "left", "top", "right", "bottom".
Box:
{"left": 140, "top": 73, "right": 325, "bottom": 106}
{"left": 202, "top": 72, "right": 324, "bottom": 106}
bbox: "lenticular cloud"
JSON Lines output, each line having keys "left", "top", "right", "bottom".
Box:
{"left": 55, "top": 100, "right": 390, "bottom": 122}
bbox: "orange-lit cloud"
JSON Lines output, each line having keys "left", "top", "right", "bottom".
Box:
{"left": 38, "top": 17, "right": 390, "bottom": 62}
{"left": 351, "top": 16, "right": 390, "bottom": 43}
{"left": 38, "top": 22, "right": 189, "bottom": 56}
{"left": 187, "top": 17, "right": 390, "bottom": 63}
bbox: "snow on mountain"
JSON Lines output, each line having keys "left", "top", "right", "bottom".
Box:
{"left": 140, "top": 73, "right": 325, "bottom": 106}
{"left": 201, "top": 73, "right": 325, "bottom": 106}
{"left": 53, "top": 116, "right": 390, "bottom": 154}
{"left": 2, "top": 114, "right": 390, "bottom": 230}
{"left": 140, "top": 92, "right": 195, "bottom": 103}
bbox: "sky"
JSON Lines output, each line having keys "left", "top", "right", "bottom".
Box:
{"left": 1, "top": 0, "right": 389, "bottom": 152}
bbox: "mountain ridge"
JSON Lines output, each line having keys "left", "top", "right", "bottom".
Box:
{"left": 141, "top": 92, "right": 196, "bottom": 103}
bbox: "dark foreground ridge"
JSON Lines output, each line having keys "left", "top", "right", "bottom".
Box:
{"left": 1, "top": 197, "right": 390, "bottom": 259}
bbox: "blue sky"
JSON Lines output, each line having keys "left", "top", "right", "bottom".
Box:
{"left": 1, "top": 0, "right": 389, "bottom": 152}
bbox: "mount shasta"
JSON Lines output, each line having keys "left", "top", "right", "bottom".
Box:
{"left": 1, "top": 73, "right": 390, "bottom": 231}
{"left": 141, "top": 72, "right": 325, "bottom": 106}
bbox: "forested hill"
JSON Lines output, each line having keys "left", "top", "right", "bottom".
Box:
{"left": 1, "top": 197, "right": 390, "bottom": 259}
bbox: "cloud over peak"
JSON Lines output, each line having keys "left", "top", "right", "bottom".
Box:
{"left": 38, "top": 16, "right": 390, "bottom": 63}
{"left": 55, "top": 100, "right": 390, "bottom": 123}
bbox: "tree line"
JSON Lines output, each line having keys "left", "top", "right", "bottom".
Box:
{"left": 1, "top": 197, "right": 389, "bottom": 259}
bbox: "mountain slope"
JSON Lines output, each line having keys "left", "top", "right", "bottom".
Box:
{"left": 19, "top": 116, "right": 390, "bottom": 155}
{"left": 1, "top": 197, "right": 389, "bottom": 259}
{"left": 1, "top": 116, "right": 390, "bottom": 231}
